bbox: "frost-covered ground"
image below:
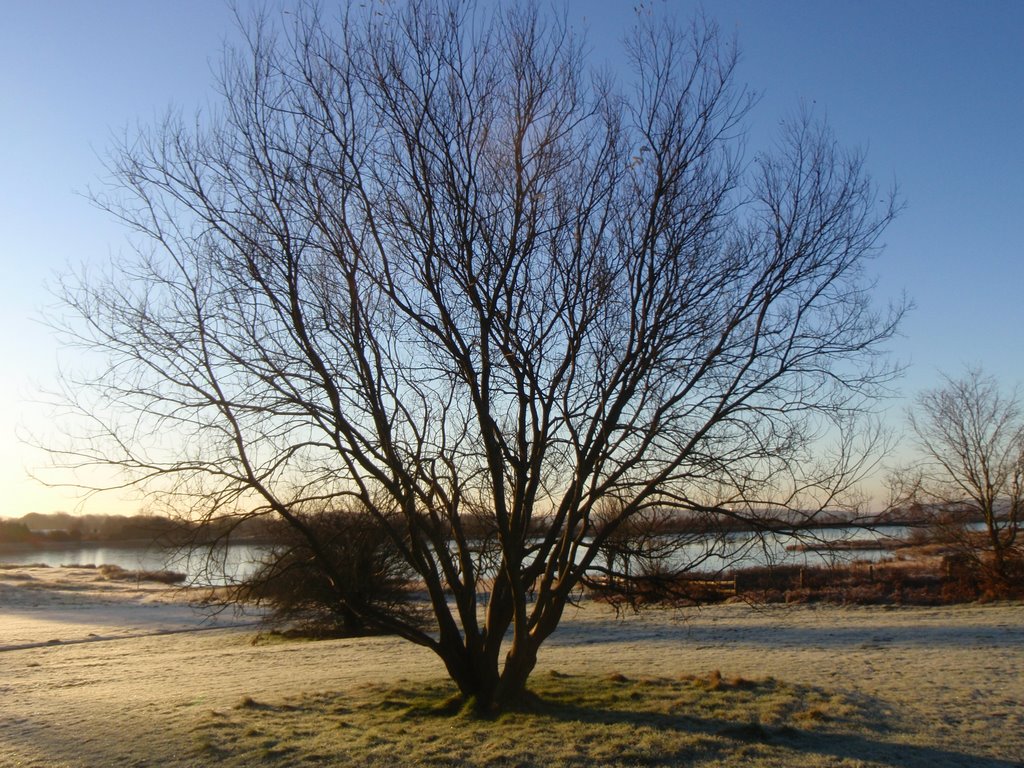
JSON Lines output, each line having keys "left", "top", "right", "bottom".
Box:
{"left": 1, "top": 564, "right": 1022, "bottom": 766}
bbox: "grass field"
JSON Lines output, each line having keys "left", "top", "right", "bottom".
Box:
{"left": 2, "top": 565, "right": 1022, "bottom": 767}
{"left": 189, "top": 669, "right": 979, "bottom": 767}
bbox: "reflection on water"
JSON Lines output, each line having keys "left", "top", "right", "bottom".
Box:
{"left": 1, "top": 525, "right": 910, "bottom": 585}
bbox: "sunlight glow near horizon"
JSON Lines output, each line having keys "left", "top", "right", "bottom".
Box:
{"left": 1, "top": 1, "right": 1021, "bottom": 518}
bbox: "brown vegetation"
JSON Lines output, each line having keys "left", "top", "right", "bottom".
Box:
{"left": 93, "top": 563, "right": 187, "bottom": 584}
{"left": 587, "top": 549, "right": 1024, "bottom": 608}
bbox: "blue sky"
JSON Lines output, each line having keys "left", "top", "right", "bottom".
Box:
{"left": 2, "top": 1, "right": 1022, "bottom": 517}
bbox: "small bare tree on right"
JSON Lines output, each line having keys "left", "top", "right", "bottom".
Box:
{"left": 894, "top": 368, "right": 1023, "bottom": 585}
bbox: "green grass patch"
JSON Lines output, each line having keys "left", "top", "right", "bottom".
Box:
{"left": 194, "top": 670, "right": 899, "bottom": 767}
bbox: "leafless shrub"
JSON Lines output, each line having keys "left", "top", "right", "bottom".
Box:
{"left": 232, "top": 509, "right": 428, "bottom": 637}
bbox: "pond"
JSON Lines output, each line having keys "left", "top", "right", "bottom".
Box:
{"left": 0, "top": 542, "right": 269, "bottom": 586}
{"left": 1, "top": 524, "right": 912, "bottom": 586}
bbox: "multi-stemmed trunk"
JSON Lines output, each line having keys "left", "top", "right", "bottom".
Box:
{"left": 427, "top": 575, "right": 567, "bottom": 714}
{"left": 983, "top": 503, "right": 1017, "bottom": 585}
{"left": 440, "top": 641, "right": 540, "bottom": 714}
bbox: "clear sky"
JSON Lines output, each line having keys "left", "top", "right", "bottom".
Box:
{"left": 2, "top": 1, "right": 1022, "bottom": 518}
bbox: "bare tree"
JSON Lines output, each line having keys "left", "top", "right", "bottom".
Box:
{"left": 51, "top": 1, "right": 901, "bottom": 711}
{"left": 893, "top": 368, "right": 1023, "bottom": 582}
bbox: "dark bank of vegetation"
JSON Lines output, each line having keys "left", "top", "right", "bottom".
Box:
{"left": 0, "top": 504, "right": 1005, "bottom": 550}
{"left": 0, "top": 512, "right": 276, "bottom": 549}
{"left": 0, "top": 513, "right": 183, "bottom": 546}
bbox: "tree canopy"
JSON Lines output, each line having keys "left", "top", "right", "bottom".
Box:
{"left": 53, "top": 1, "right": 902, "bottom": 711}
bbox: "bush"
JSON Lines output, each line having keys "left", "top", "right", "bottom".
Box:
{"left": 237, "top": 510, "right": 428, "bottom": 637}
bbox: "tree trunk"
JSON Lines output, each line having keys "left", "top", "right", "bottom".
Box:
{"left": 491, "top": 640, "right": 540, "bottom": 713}
{"left": 985, "top": 507, "right": 1008, "bottom": 583}
{"left": 429, "top": 628, "right": 542, "bottom": 715}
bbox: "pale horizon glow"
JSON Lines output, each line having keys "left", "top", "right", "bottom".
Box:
{"left": 2, "top": 1, "right": 1022, "bottom": 518}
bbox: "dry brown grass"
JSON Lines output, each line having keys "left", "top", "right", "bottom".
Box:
{"left": 95, "top": 563, "right": 187, "bottom": 584}
{"left": 591, "top": 555, "right": 1024, "bottom": 608}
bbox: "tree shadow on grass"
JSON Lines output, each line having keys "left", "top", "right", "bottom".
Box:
{"left": 189, "top": 673, "right": 1023, "bottom": 768}
{"left": 529, "top": 699, "right": 1020, "bottom": 767}
{"left": 515, "top": 674, "right": 1021, "bottom": 768}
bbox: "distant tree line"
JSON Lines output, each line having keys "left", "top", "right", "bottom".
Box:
{"left": 0, "top": 513, "right": 272, "bottom": 546}
{"left": 0, "top": 520, "right": 34, "bottom": 544}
